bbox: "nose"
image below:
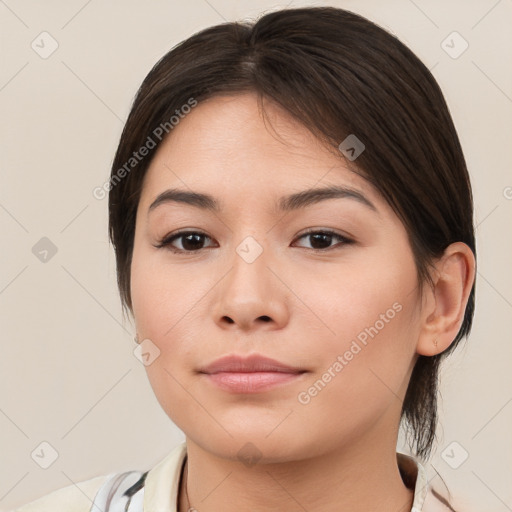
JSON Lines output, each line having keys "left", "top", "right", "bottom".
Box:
{"left": 211, "top": 237, "right": 290, "bottom": 332}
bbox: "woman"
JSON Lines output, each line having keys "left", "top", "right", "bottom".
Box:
{"left": 14, "top": 6, "right": 475, "bottom": 512}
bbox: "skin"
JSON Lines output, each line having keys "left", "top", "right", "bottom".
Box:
{"left": 130, "top": 92, "right": 475, "bottom": 512}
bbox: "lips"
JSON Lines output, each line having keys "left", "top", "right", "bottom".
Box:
{"left": 198, "top": 354, "right": 308, "bottom": 393}
{"left": 198, "top": 353, "right": 307, "bottom": 375}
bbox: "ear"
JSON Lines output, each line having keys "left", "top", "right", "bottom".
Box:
{"left": 416, "top": 242, "right": 476, "bottom": 356}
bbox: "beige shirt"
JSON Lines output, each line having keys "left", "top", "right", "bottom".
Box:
{"left": 12, "top": 442, "right": 454, "bottom": 511}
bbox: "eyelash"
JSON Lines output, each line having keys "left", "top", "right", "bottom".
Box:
{"left": 154, "top": 228, "right": 355, "bottom": 254}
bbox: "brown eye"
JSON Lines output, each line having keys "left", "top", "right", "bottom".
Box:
{"left": 155, "top": 231, "right": 215, "bottom": 253}
{"left": 294, "top": 230, "right": 354, "bottom": 251}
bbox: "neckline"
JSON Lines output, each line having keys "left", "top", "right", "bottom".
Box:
{"left": 169, "top": 446, "right": 428, "bottom": 512}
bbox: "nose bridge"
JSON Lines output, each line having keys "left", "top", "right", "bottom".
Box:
{"left": 227, "top": 232, "right": 271, "bottom": 298}
{"left": 226, "top": 207, "right": 274, "bottom": 281}
{"left": 211, "top": 227, "right": 289, "bottom": 330}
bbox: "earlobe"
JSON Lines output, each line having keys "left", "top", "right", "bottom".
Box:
{"left": 416, "top": 242, "right": 475, "bottom": 357}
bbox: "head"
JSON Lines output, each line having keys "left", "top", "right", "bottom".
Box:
{"left": 108, "top": 6, "right": 476, "bottom": 462}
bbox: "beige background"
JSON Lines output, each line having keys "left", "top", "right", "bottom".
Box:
{"left": 1, "top": 1, "right": 511, "bottom": 510}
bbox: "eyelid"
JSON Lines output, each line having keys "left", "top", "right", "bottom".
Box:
{"left": 154, "top": 229, "right": 215, "bottom": 250}
{"left": 154, "top": 227, "right": 355, "bottom": 254}
{"left": 295, "top": 227, "right": 353, "bottom": 240}
{"left": 292, "top": 228, "right": 355, "bottom": 249}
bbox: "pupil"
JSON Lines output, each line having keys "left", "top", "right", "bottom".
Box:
{"left": 183, "top": 234, "right": 203, "bottom": 250}
{"left": 310, "top": 233, "right": 331, "bottom": 249}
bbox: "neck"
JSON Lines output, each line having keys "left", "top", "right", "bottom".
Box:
{"left": 178, "top": 421, "right": 415, "bottom": 512}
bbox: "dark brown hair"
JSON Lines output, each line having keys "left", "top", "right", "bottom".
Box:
{"left": 108, "top": 6, "right": 476, "bottom": 461}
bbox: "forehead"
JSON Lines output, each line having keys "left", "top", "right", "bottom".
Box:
{"left": 138, "top": 93, "right": 383, "bottom": 214}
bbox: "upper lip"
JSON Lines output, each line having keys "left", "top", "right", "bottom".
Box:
{"left": 199, "top": 354, "right": 307, "bottom": 374}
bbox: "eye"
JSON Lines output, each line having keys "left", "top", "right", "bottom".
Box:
{"left": 154, "top": 230, "right": 216, "bottom": 253}
{"left": 154, "top": 228, "right": 354, "bottom": 254}
{"left": 293, "top": 229, "right": 354, "bottom": 252}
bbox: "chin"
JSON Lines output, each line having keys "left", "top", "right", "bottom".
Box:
{"left": 187, "top": 429, "right": 317, "bottom": 465}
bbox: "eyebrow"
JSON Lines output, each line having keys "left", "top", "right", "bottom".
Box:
{"left": 148, "top": 185, "right": 378, "bottom": 215}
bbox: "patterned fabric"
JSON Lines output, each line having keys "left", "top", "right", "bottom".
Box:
{"left": 90, "top": 470, "right": 147, "bottom": 512}
{"left": 397, "top": 453, "right": 455, "bottom": 512}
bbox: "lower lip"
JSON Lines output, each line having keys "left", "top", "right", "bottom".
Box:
{"left": 203, "top": 371, "right": 304, "bottom": 393}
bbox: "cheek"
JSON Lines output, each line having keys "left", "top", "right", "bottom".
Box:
{"left": 130, "top": 244, "right": 214, "bottom": 425}
{"left": 130, "top": 241, "right": 195, "bottom": 338}
{"left": 301, "top": 246, "right": 418, "bottom": 349}
{"left": 294, "top": 247, "right": 420, "bottom": 397}
{"left": 289, "top": 266, "right": 420, "bottom": 447}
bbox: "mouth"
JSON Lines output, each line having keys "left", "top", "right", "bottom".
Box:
{"left": 201, "top": 371, "right": 307, "bottom": 393}
{"left": 198, "top": 353, "right": 308, "bottom": 393}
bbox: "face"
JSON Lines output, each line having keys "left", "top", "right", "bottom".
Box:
{"left": 130, "top": 92, "right": 423, "bottom": 463}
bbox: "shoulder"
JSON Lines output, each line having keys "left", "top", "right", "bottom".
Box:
{"left": 10, "top": 474, "right": 113, "bottom": 512}
{"left": 422, "top": 488, "right": 458, "bottom": 512}
{"left": 397, "top": 452, "right": 458, "bottom": 512}
{"left": 11, "top": 442, "right": 188, "bottom": 512}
